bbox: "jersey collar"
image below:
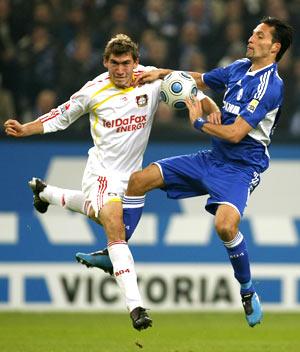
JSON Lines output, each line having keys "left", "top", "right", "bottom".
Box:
{"left": 246, "top": 62, "right": 276, "bottom": 76}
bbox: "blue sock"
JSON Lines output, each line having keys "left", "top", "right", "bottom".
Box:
{"left": 122, "top": 195, "right": 145, "bottom": 241}
{"left": 223, "top": 232, "right": 254, "bottom": 295}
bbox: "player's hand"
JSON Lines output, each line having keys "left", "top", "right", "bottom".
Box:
{"left": 4, "top": 119, "right": 26, "bottom": 137}
{"left": 134, "top": 70, "right": 160, "bottom": 86}
{"left": 133, "top": 69, "right": 171, "bottom": 86}
{"left": 207, "top": 111, "right": 222, "bottom": 124}
{"left": 185, "top": 97, "right": 204, "bottom": 125}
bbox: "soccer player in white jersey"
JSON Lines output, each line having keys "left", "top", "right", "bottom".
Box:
{"left": 115, "top": 17, "right": 293, "bottom": 327}
{"left": 4, "top": 34, "right": 220, "bottom": 330}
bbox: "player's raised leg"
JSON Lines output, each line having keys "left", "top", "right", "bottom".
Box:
{"left": 215, "top": 204, "right": 262, "bottom": 327}
{"left": 28, "top": 177, "right": 91, "bottom": 216}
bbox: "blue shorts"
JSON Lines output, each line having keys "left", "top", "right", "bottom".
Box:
{"left": 154, "top": 150, "right": 260, "bottom": 217}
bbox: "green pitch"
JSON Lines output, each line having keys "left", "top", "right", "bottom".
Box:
{"left": 0, "top": 312, "right": 299, "bottom": 352}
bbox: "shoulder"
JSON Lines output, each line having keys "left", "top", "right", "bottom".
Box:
{"left": 70, "top": 74, "right": 111, "bottom": 102}
{"left": 256, "top": 65, "right": 283, "bottom": 92}
{"left": 252, "top": 65, "right": 283, "bottom": 105}
{"left": 134, "top": 64, "right": 158, "bottom": 75}
{"left": 227, "top": 58, "right": 251, "bottom": 73}
{"left": 78, "top": 73, "right": 111, "bottom": 94}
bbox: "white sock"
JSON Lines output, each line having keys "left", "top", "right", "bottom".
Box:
{"left": 40, "top": 186, "right": 89, "bottom": 215}
{"left": 108, "top": 241, "right": 143, "bottom": 312}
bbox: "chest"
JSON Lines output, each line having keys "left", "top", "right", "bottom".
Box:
{"left": 224, "top": 74, "right": 255, "bottom": 105}
{"left": 92, "top": 87, "right": 153, "bottom": 121}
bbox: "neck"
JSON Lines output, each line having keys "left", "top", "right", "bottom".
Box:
{"left": 250, "top": 58, "right": 275, "bottom": 71}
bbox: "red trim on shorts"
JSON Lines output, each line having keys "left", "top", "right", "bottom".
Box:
{"left": 97, "top": 176, "right": 108, "bottom": 210}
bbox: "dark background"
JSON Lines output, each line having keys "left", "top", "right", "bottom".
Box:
{"left": 1, "top": 0, "right": 299, "bottom": 143}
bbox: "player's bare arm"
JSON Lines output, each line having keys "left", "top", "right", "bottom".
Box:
{"left": 4, "top": 118, "right": 44, "bottom": 138}
{"left": 186, "top": 98, "right": 252, "bottom": 143}
{"left": 134, "top": 68, "right": 171, "bottom": 86}
{"left": 201, "top": 116, "right": 252, "bottom": 143}
{"left": 134, "top": 68, "right": 208, "bottom": 92}
{"left": 201, "top": 96, "right": 222, "bottom": 124}
{"left": 189, "top": 71, "right": 207, "bottom": 90}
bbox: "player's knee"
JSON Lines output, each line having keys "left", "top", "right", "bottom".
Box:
{"left": 214, "top": 218, "right": 237, "bottom": 241}
{"left": 127, "top": 171, "right": 145, "bottom": 196}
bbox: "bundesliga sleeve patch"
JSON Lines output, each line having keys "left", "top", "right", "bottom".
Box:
{"left": 246, "top": 99, "right": 259, "bottom": 113}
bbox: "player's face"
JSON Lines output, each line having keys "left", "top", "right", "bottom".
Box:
{"left": 104, "top": 53, "right": 138, "bottom": 88}
{"left": 246, "top": 23, "right": 280, "bottom": 63}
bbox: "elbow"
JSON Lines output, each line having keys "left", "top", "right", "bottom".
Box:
{"left": 226, "top": 131, "right": 244, "bottom": 144}
{"left": 228, "top": 135, "right": 242, "bottom": 144}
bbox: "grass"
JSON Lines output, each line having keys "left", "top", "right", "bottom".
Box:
{"left": 0, "top": 312, "right": 299, "bottom": 352}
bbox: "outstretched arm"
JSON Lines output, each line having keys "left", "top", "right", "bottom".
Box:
{"left": 4, "top": 118, "right": 43, "bottom": 138}
{"left": 189, "top": 72, "right": 207, "bottom": 90}
{"left": 134, "top": 68, "right": 208, "bottom": 91}
{"left": 134, "top": 68, "right": 172, "bottom": 86}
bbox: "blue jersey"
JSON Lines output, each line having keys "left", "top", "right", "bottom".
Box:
{"left": 203, "top": 58, "right": 283, "bottom": 172}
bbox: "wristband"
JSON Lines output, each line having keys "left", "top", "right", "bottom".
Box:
{"left": 193, "top": 117, "right": 207, "bottom": 131}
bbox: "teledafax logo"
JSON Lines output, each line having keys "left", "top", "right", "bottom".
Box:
{"left": 102, "top": 115, "right": 147, "bottom": 133}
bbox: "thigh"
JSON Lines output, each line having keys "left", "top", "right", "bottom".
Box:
{"left": 82, "top": 168, "right": 127, "bottom": 218}
{"left": 127, "top": 163, "right": 165, "bottom": 195}
{"left": 205, "top": 164, "right": 260, "bottom": 217}
{"left": 155, "top": 151, "right": 210, "bottom": 199}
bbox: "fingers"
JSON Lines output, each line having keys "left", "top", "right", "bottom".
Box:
{"left": 185, "top": 97, "right": 204, "bottom": 124}
{"left": 185, "top": 97, "right": 193, "bottom": 109}
{"left": 4, "top": 119, "right": 15, "bottom": 127}
{"left": 133, "top": 75, "right": 145, "bottom": 87}
{"left": 5, "top": 127, "right": 18, "bottom": 137}
{"left": 185, "top": 97, "right": 202, "bottom": 112}
{"left": 133, "top": 72, "right": 156, "bottom": 86}
{"left": 207, "top": 112, "right": 222, "bottom": 124}
{"left": 3, "top": 119, "right": 21, "bottom": 137}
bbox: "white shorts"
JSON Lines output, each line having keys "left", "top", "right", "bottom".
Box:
{"left": 81, "top": 149, "right": 131, "bottom": 217}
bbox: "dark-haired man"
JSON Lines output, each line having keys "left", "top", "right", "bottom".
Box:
{"left": 118, "top": 17, "right": 293, "bottom": 327}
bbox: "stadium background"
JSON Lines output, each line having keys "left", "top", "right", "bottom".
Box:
{"left": 0, "top": 1, "right": 300, "bottom": 351}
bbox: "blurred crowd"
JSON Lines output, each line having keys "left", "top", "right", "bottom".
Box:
{"left": 1, "top": 0, "right": 300, "bottom": 141}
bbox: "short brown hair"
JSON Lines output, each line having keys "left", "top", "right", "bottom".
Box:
{"left": 103, "top": 34, "right": 139, "bottom": 61}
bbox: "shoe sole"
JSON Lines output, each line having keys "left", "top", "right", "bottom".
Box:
{"left": 28, "top": 178, "right": 49, "bottom": 214}
{"left": 134, "top": 318, "right": 152, "bottom": 331}
{"left": 75, "top": 254, "right": 113, "bottom": 274}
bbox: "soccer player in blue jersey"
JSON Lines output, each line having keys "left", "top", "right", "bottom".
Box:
{"left": 76, "top": 17, "right": 293, "bottom": 327}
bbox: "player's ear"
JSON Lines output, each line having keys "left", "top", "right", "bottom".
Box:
{"left": 271, "top": 42, "right": 281, "bottom": 56}
{"left": 103, "top": 58, "right": 108, "bottom": 68}
{"left": 133, "top": 58, "right": 139, "bottom": 69}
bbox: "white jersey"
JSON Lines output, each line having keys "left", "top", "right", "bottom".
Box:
{"left": 40, "top": 64, "right": 161, "bottom": 176}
